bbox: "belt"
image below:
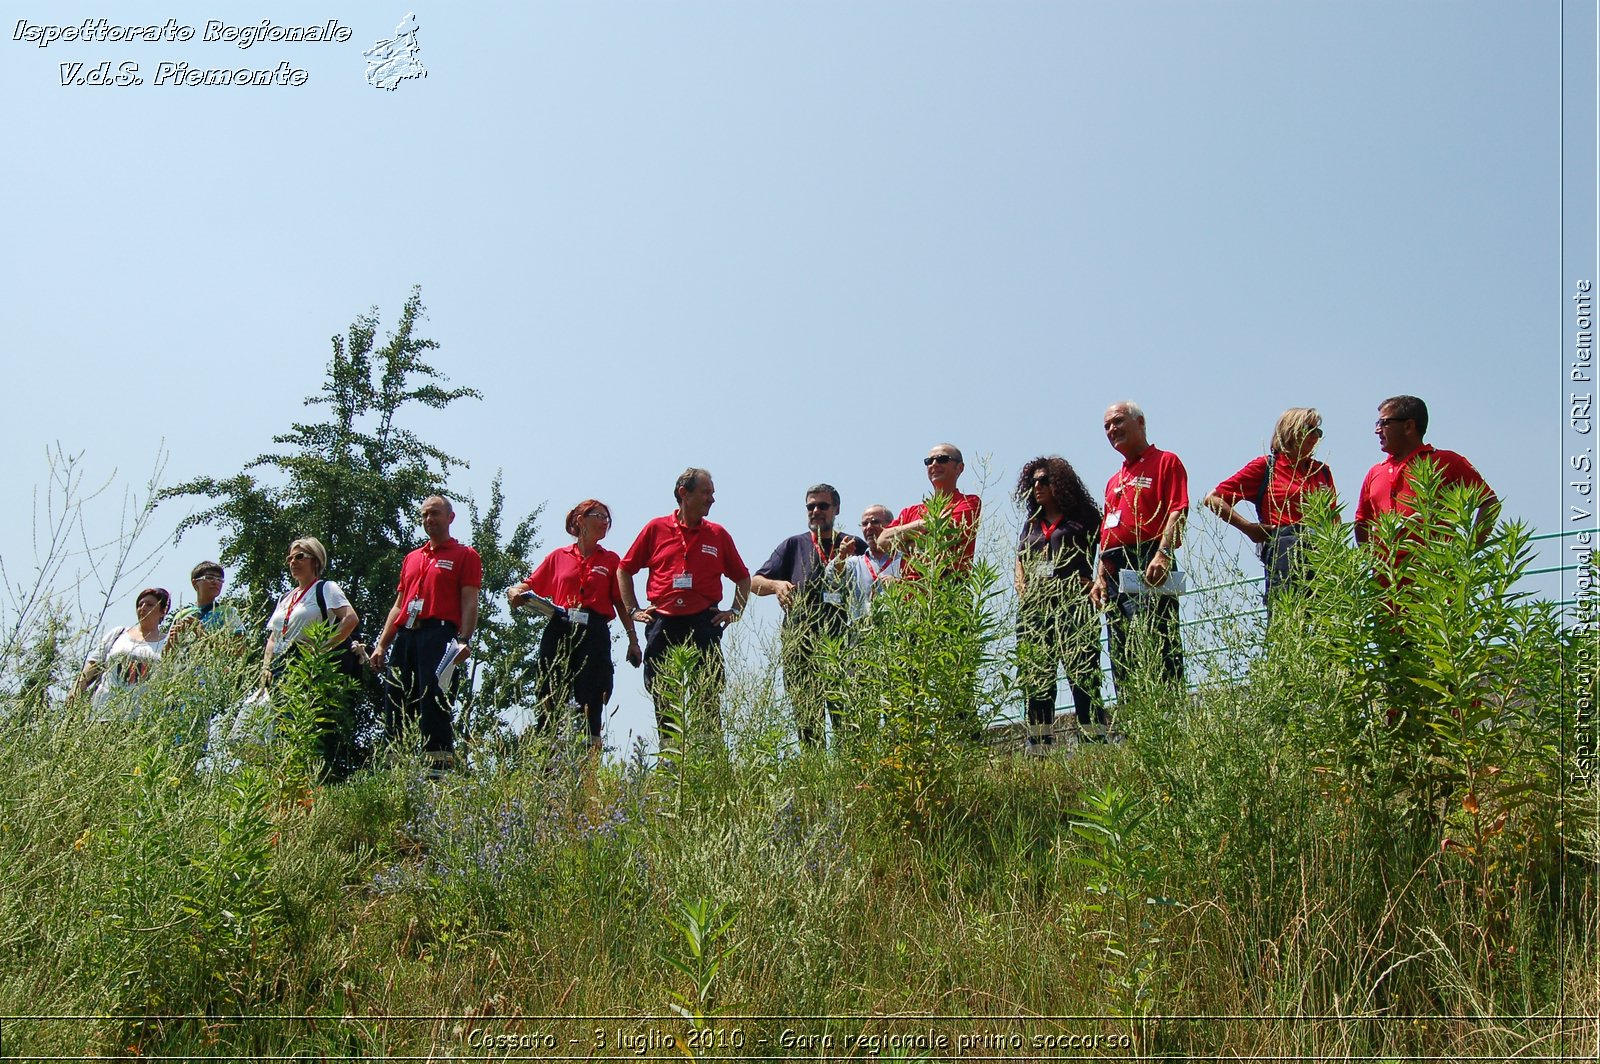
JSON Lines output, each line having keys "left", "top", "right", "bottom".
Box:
{"left": 561, "top": 608, "right": 608, "bottom": 627}
{"left": 407, "top": 618, "right": 457, "bottom": 632}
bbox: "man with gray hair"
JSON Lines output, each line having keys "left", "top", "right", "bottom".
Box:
{"left": 751, "top": 483, "right": 867, "bottom": 747}
{"left": 1089, "top": 402, "right": 1188, "bottom": 693}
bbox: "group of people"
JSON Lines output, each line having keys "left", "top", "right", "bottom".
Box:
{"left": 74, "top": 392, "right": 1498, "bottom": 762}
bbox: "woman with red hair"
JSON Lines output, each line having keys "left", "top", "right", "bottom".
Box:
{"left": 510, "top": 499, "right": 641, "bottom": 751}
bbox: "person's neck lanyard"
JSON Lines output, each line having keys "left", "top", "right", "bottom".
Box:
{"left": 863, "top": 552, "right": 888, "bottom": 582}
{"left": 572, "top": 548, "right": 599, "bottom": 608}
{"left": 677, "top": 517, "right": 699, "bottom": 567}
{"left": 810, "top": 531, "right": 839, "bottom": 565}
{"left": 281, "top": 583, "right": 313, "bottom": 639}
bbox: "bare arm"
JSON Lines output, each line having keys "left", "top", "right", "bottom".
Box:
{"left": 750, "top": 573, "right": 796, "bottom": 609}
{"left": 329, "top": 605, "right": 360, "bottom": 647}
{"left": 619, "top": 567, "right": 650, "bottom": 623}
{"left": 714, "top": 577, "right": 752, "bottom": 627}
{"left": 874, "top": 520, "right": 922, "bottom": 555}
{"left": 367, "top": 592, "right": 405, "bottom": 669}
{"left": 1144, "top": 510, "right": 1187, "bottom": 587}
{"left": 458, "top": 586, "right": 479, "bottom": 642}
{"left": 1203, "top": 492, "right": 1267, "bottom": 545}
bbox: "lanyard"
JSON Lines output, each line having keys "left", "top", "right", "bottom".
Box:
{"left": 675, "top": 515, "right": 699, "bottom": 569}
{"left": 810, "top": 531, "right": 839, "bottom": 565}
{"left": 280, "top": 583, "right": 313, "bottom": 639}
{"left": 863, "top": 551, "right": 890, "bottom": 582}
{"left": 572, "top": 547, "right": 601, "bottom": 608}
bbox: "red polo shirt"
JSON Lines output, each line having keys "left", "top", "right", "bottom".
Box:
{"left": 890, "top": 491, "right": 982, "bottom": 574}
{"left": 519, "top": 544, "right": 626, "bottom": 619}
{"left": 621, "top": 513, "right": 750, "bottom": 616}
{"left": 396, "top": 537, "right": 483, "bottom": 627}
{"left": 1100, "top": 446, "right": 1189, "bottom": 551}
{"left": 1355, "top": 444, "right": 1495, "bottom": 530}
{"left": 1212, "top": 455, "right": 1338, "bottom": 528}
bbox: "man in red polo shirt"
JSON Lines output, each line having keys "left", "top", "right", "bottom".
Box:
{"left": 1089, "top": 401, "right": 1188, "bottom": 693}
{"left": 370, "top": 495, "right": 483, "bottom": 761}
{"left": 619, "top": 468, "right": 752, "bottom": 746}
{"left": 876, "top": 442, "right": 983, "bottom": 574}
{"left": 1355, "top": 394, "right": 1499, "bottom": 547}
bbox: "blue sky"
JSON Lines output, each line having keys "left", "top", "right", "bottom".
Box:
{"left": 3, "top": 2, "right": 1591, "bottom": 747}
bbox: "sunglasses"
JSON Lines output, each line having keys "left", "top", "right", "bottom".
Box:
{"left": 1031, "top": 477, "right": 1050, "bottom": 487}
{"left": 806, "top": 501, "right": 833, "bottom": 512}
{"left": 286, "top": 551, "right": 311, "bottom": 563}
{"left": 581, "top": 510, "right": 611, "bottom": 522}
{"left": 923, "top": 454, "right": 956, "bottom": 466}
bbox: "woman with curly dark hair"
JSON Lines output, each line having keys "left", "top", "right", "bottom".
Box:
{"left": 1013, "top": 456, "right": 1108, "bottom": 752}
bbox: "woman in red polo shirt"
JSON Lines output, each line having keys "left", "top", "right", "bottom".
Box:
{"left": 510, "top": 499, "right": 642, "bottom": 752}
{"left": 1204, "top": 407, "right": 1338, "bottom": 614}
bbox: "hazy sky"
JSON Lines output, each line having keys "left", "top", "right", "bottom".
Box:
{"left": 4, "top": 2, "right": 1594, "bottom": 748}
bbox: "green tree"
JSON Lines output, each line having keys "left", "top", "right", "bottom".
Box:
{"left": 458, "top": 471, "right": 544, "bottom": 742}
{"left": 161, "top": 286, "right": 478, "bottom": 633}
{"left": 161, "top": 288, "right": 545, "bottom": 763}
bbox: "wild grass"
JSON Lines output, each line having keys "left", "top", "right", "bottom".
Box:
{"left": 0, "top": 480, "right": 1595, "bottom": 1060}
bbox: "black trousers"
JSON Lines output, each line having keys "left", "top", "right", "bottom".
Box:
{"left": 386, "top": 620, "right": 459, "bottom": 753}
{"left": 642, "top": 609, "right": 726, "bottom": 743}
{"left": 535, "top": 614, "right": 614, "bottom": 741}
{"left": 1016, "top": 586, "right": 1107, "bottom": 728}
{"left": 1102, "top": 542, "right": 1185, "bottom": 695}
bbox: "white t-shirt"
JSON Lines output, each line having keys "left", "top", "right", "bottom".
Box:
{"left": 265, "top": 580, "right": 351, "bottom": 658}
{"left": 87, "top": 626, "right": 168, "bottom": 714}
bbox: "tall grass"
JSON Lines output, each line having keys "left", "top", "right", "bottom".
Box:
{"left": 0, "top": 478, "right": 1594, "bottom": 1059}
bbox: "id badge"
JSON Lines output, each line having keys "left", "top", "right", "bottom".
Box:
{"left": 1104, "top": 511, "right": 1122, "bottom": 529}
{"left": 569, "top": 608, "right": 591, "bottom": 626}
{"left": 672, "top": 572, "right": 694, "bottom": 590}
{"left": 404, "top": 598, "right": 423, "bottom": 629}
{"left": 822, "top": 591, "right": 843, "bottom": 607}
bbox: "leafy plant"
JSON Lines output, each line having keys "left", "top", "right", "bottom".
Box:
{"left": 659, "top": 896, "right": 738, "bottom": 1027}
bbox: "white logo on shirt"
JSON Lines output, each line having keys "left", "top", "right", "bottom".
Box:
{"left": 700, "top": 544, "right": 718, "bottom": 556}
{"left": 436, "top": 558, "right": 455, "bottom": 570}
{"left": 591, "top": 564, "right": 611, "bottom": 577}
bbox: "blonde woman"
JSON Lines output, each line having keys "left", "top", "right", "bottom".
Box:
{"left": 1204, "top": 408, "right": 1337, "bottom": 612}
{"left": 262, "top": 537, "right": 360, "bottom": 673}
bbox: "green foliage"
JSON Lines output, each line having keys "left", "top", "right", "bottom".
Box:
{"left": 1066, "top": 785, "right": 1171, "bottom": 1018}
{"left": 659, "top": 896, "right": 738, "bottom": 1027}
{"left": 1286, "top": 462, "right": 1577, "bottom": 900}
{"left": 268, "top": 621, "right": 360, "bottom": 785}
{"left": 160, "top": 288, "right": 545, "bottom": 755}
{"left": 162, "top": 286, "right": 479, "bottom": 634}
{"left": 0, "top": 463, "right": 1589, "bottom": 1060}
{"left": 457, "top": 471, "right": 542, "bottom": 742}
{"left": 841, "top": 494, "right": 1007, "bottom": 832}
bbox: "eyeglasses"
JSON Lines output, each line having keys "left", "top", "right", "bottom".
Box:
{"left": 286, "top": 552, "right": 310, "bottom": 563}
{"left": 195, "top": 572, "right": 224, "bottom": 582}
{"left": 924, "top": 454, "right": 956, "bottom": 466}
{"left": 1374, "top": 417, "right": 1407, "bottom": 428}
{"left": 861, "top": 516, "right": 886, "bottom": 527}
{"left": 805, "top": 501, "right": 833, "bottom": 512}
